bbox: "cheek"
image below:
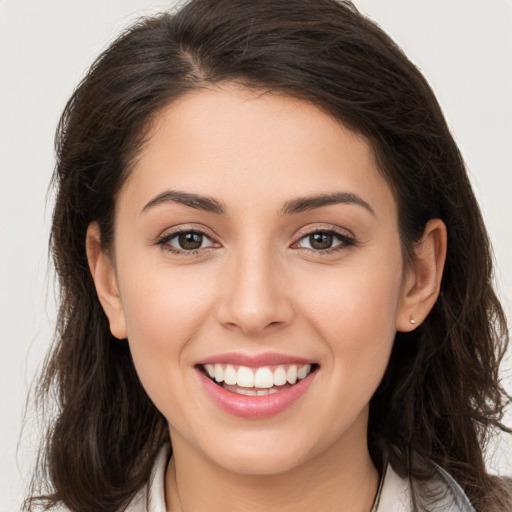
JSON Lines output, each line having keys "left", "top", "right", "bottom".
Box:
{"left": 296, "top": 253, "right": 403, "bottom": 374}
{"left": 116, "top": 265, "right": 219, "bottom": 423}
{"left": 296, "top": 262, "right": 403, "bottom": 434}
{"left": 116, "top": 261, "right": 216, "bottom": 375}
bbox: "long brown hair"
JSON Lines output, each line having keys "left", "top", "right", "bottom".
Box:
{"left": 26, "top": 0, "right": 510, "bottom": 510}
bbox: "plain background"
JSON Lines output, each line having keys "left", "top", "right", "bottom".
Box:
{"left": 1, "top": 1, "right": 511, "bottom": 510}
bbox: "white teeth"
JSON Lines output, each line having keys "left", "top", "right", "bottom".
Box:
{"left": 224, "top": 364, "right": 237, "bottom": 385}
{"left": 236, "top": 387, "right": 259, "bottom": 396}
{"left": 234, "top": 388, "right": 281, "bottom": 397}
{"left": 214, "top": 364, "right": 224, "bottom": 383}
{"left": 254, "top": 367, "right": 274, "bottom": 388}
{"left": 237, "top": 366, "right": 255, "bottom": 387}
{"left": 206, "top": 363, "right": 314, "bottom": 388}
{"left": 298, "top": 364, "right": 311, "bottom": 380}
{"left": 205, "top": 364, "right": 215, "bottom": 378}
{"left": 273, "top": 366, "right": 287, "bottom": 386}
{"left": 286, "top": 365, "right": 298, "bottom": 384}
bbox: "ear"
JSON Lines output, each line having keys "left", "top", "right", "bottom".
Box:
{"left": 396, "top": 219, "right": 447, "bottom": 332}
{"left": 86, "top": 222, "right": 127, "bottom": 339}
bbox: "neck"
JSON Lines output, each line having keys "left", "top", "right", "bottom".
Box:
{"left": 165, "top": 416, "right": 379, "bottom": 512}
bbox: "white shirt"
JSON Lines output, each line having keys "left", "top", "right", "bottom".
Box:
{"left": 376, "top": 459, "right": 475, "bottom": 511}
{"left": 56, "top": 445, "right": 475, "bottom": 511}
{"left": 125, "top": 445, "right": 475, "bottom": 512}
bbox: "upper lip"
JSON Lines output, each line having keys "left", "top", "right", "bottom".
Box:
{"left": 196, "top": 352, "right": 316, "bottom": 368}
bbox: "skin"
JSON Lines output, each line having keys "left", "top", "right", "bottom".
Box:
{"left": 87, "top": 84, "right": 446, "bottom": 511}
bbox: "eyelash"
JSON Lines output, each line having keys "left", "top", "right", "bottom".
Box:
{"left": 155, "top": 228, "right": 217, "bottom": 255}
{"left": 155, "top": 227, "right": 356, "bottom": 255}
{"left": 292, "top": 227, "right": 357, "bottom": 254}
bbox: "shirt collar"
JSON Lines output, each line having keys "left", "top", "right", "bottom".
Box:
{"left": 137, "top": 445, "right": 473, "bottom": 512}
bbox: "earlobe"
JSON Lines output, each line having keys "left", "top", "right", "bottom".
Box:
{"left": 396, "top": 219, "right": 447, "bottom": 332}
{"left": 86, "top": 222, "right": 127, "bottom": 339}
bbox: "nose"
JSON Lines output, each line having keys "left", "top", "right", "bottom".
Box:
{"left": 216, "top": 244, "right": 294, "bottom": 336}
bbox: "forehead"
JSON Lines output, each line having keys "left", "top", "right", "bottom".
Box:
{"left": 120, "top": 85, "right": 396, "bottom": 220}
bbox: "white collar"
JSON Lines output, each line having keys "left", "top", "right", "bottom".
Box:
{"left": 130, "top": 445, "right": 474, "bottom": 512}
{"left": 377, "top": 461, "right": 475, "bottom": 512}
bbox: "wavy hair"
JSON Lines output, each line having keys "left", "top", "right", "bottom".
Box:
{"left": 26, "top": 0, "right": 510, "bottom": 510}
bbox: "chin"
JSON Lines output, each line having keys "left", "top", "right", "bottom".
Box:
{"left": 193, "top": 428, "right": 319, "bottom": 476}
{"left": 212, "top": 448, "right": 309, "bottom": 476}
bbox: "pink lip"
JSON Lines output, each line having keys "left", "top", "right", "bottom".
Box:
{"left": 196, "top": 351, "right": 314, "bottom": 367}
{"left": 197, "top": 366, "right": 317, "bottom": 419}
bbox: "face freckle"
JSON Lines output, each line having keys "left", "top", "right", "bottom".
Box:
{"left": 104, "top": 84, "right": 409, "bottom": 476}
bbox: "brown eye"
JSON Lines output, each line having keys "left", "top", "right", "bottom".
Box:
{"left": 309, "top": 232, "right": 333, "bottom": 250}
{"left": 295, "top": 229, "right": 354, "bottom": 252}
{"left": 177, "top": 232, "right": 204, "bottom": 250}
{"left": 159, "top": 230, "right": 216, "bottom": 252}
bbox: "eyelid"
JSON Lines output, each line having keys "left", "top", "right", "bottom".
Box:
{"left": 293, "top": 223, "right": 355, "bottom": 241}
{"left": 154, "top": 224, "right": 221, "bottom": 254}
{"left": 153, "top": 223, "right": 218, "bottom": 242}
{"left": 291, "top": 224, "right": 357, "bottom": 251}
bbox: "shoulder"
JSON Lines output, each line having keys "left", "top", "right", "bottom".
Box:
{"left": 378, "top": 462, "right": 475, "bottom": 512}
{"left": 52, "top": 445, "right": 170, "bottom": 512}
{"left": 51, "top": 489, "right": 149, "bottom": 512}
{"left": 125, "top": 444, "right": 169, "bottom": 512}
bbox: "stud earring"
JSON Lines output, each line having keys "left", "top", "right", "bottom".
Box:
{"left": 409, "top": 317, "right": 416, "bottom": 325}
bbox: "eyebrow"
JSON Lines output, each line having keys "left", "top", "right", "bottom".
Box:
{"left": 141, "top": 190, "right": 225, "bottom": 215}
{"left": 140, "top": 189, "right": 375, "bottom": 217}
{"left": 280, "top": 192, "right": 375, "bottom": 216}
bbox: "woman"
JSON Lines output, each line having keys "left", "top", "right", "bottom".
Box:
{"left": 26, "top": 0, "right": 511, "bottom": 510}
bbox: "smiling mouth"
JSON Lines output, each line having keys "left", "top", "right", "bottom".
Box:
{"left": 199, "top": 363, "right": 318, "bottom": 396}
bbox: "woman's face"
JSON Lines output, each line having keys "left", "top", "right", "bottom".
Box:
{"left": 97, "top": 85, "right": 416, "bottom": 475}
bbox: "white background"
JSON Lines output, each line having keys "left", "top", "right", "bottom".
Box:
{"left": 1, "top": 1, "right": 511, "bottom": 510}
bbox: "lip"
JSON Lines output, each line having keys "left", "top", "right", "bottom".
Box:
{"left": 196, "top": 351, "right": 315, "bottom": 368}
{"left": 196, "top": 364, "right": 317, "bottom": 419}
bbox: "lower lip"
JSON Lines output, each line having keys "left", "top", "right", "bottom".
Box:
{"left": 197, "top": 369, "right": 317, "bottom": 419}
